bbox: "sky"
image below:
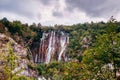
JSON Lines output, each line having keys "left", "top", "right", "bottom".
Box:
{"left": 0, "top": 0, "right": 120, "bottom": 26}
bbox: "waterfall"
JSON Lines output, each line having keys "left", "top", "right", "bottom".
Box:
{"left": 35, "top": 54, "right": 38, "bottom": 63}
{"left": 35, "top": 31, "right": 69, "bottom": 64}
{"left": 58, "top": 32, "right": 67, "bottom": 61}
{"left": 45, "top": 31, "right": 53, "bottom": 64}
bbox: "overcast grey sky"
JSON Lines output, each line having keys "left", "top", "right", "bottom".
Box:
{"left": 0, "top": 0, "right": 120, "bottom": 26}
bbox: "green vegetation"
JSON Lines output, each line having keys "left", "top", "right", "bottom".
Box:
{"left": 0, "top": 42, "right": 31, "bottom": 80}
{"left": 4, "top": 43, "right": 17, "bottom": 80}
{"left": 0, "top": 17, "right": 120, "bottom": 79}
{"left": 36, "top": 61, "right": 84, "bottom": 80}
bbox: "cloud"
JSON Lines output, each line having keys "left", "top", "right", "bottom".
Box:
{"left": 52, "top": 11, "right": 63, "bottom": 17}
{"left": 0, "top": 11, "right": 34, "bottom": 24}
{"left": 40, "top": 0, "right": 57, "bottom": 5}
{"left": 40, "top": 0, "right": 51, "bottom": 5}
{"left": 0, "top": 0, "right": 119, "bottom": 26}
{"left": 65, "top": 0, "right": 120, "bottom": 18}
{"left": 0, "top": 0, "right": 40, "bottom": 19}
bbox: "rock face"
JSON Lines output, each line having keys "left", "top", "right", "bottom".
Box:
{"left": 33, "top": 31, "right": 69, "bottom": 64}
{"left": 82, "top": 36, "right": 91, "bottom": 48}
{"left": 0, "top": 33, "right": 37, "bottom": 77}
{"left": 0, "top": 33, "right": 27, "bottom": 57}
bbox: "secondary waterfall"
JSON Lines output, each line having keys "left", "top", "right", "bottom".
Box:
{"left": 34, "top": 31, "right": 69, "bottom": 64}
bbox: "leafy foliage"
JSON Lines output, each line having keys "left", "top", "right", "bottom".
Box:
{"left": 4, "top": 43, "right": 17, "bottom": 80}
{"left": 37, "top": 61, "right": 84, "bottom": 80}
{"left": 1, "top": 17, "right": 120, "bottom": 79}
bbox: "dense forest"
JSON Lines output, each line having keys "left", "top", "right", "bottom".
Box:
{"left": 0, "top": 17, "right": 120, "bottom": 80}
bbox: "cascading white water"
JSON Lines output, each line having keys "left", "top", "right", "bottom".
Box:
{"left": 45, "top": 31, "right": 53, "bottom": 64}
{"left": 58, "top": 32, "right": 67, "bottom": 61}
{"left": 36, "top": 31, "right": 69, "bottom": 64}
{"left": 35, "top": 54, "right": 38, "bottom": 63}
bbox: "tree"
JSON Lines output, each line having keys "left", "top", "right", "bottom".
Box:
{"left": 82, "top": 17, "right": 120, "bottom": 79}
{"left": 4, "top": 43, "right": 17, "bottom": 80}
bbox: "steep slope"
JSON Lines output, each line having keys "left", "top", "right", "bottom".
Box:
{"left": 0, "top": 33, "right": 37, "bottom": 78}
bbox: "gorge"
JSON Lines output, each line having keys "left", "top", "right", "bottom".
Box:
{"left": 32, "top": 31, "right": 69, "bottom": 64}
{"left": 0, "top": 18, "right": 120, "bottom": 80}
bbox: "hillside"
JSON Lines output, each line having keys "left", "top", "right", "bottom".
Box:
{"left": 0, "top": 17, "right": 120, "bottom": 80}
